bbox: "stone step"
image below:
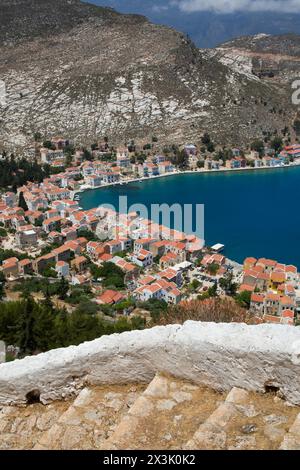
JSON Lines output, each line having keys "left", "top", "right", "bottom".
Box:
{"left": 0, "top": 401, "right": 70, "bottom": 450}
{"left": 33, "top": 383, "right": 146, "bottom": 450}
{"left": 1, "top": 377, "right": 300, "bottom": 450}
{"left": 184, "top": 387, "right": 250, "bottom": 450}
{"left": 279, "top": 413, "right": 300, "bottom": 450}
{"left": 100, "top": 373, "right": 224, "bottom": 450}
{"left": 185, "top": 387, "right": 300, "bottom": 450}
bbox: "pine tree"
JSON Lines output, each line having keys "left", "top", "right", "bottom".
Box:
{"left": 32, "top": 305, "right": 56, "bottom": 352}
{"left": 53, "top": 308, "right": 71, "bottom": 347}
{"left": 69, "top": 310, "right": 101, "bottom": 345}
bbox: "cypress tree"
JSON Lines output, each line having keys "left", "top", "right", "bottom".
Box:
{"left": 43, "top": 285, "right": 54, "bottom": 312}
{"left": 17, "top": 294, "right": 37, "bottom": 356}
{"left": 54, "top": 308, "right": 71, "bottom": 348}
{"left": 18, "top": 191, "right": 28, "bottom": 212}
{"left": 57, "top": 277, "right": 69, "bottom": 300}
{"left": 0, "top": 271, "right": 5, "bottom": 301}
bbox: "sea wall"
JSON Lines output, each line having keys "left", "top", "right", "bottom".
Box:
{"left": 1, "top": 322, "right": 300, "bottom": 405}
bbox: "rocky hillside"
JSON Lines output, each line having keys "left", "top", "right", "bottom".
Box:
{"left": 216, "top": 34, "right": 300, "bottom": 83}
{"left": 0, "top": 0, "right": 123, "bottom": 45}
{"left": 0, "top": 0, "right": 298, "bottom": 149}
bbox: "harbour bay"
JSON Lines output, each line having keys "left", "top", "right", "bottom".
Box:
{"left": 80, "top": 166, "right": 300, "bottom": 268}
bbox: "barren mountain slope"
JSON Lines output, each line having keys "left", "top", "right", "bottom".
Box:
{"left": 0, "top": 1, "right": 297, "bottom": 149}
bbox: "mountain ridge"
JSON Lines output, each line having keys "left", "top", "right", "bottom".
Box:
{"left": 0, "top": 0, "right": 299, "bottom": 149}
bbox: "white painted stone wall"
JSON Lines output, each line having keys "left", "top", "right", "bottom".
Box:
{"left": 1, "top": 322, "right": 300, "bottom": 405}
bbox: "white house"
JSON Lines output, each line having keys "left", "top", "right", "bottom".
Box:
{"left": 85, "top": 175, "right": 102, "bottom": 188}
{"left": 131, "top": 249, "right": 153, "bottom": 268}
{"left": 56, "top": 261, "right": 70, "bottom": 278}
{"left": 158, "top": 161, "right": 174, "bottom": 174}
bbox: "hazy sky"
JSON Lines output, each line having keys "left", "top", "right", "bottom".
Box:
{"left": 175, "top": 1, "right": 300, "bottom": 13}
{"left": 90, "top": 1, "right": 300, "bottom": 47}
{"left": 92, "top": 0, "right": 300, "bottom": 15}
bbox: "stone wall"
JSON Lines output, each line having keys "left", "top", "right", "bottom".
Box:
{"left": 1, "top": 322, "right": 300, "bottom": 405}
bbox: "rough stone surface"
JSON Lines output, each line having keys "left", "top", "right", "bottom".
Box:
{"left": 0, "top": 374, "right": 300, "bottom": 450}
{"left": 101, "top": 373, "right": 223, "bottom": 450}
{"left": 33, "top": 383, "right": 146, "bottom": 450}
{"left": 2, "top": 322, "right": 300, "bottom": 406}
{"left": 185, "top": 387, "right": 250, "bottom": 450}
{"left": 184, "top": 383, "right": 300, "bottom": 450}
{"left": 279, "top": 413, "right": 300, "bottom": 450}
{"left": 264, "top": 424, "right": 286, "bottom": 442}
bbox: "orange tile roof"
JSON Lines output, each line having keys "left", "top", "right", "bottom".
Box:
{"left": 135, "top": 238, "right": 155, "bottom": 244}
{"left": 139, "top": 275, "right": 156, "bottom": 286}
{"left": 64, "top": 241, "right": 80, "bottom": 250}
{"left": 53, "top": 244, "right": 72, "bottom": 255}
{"left": 251, "top": 293, "right": 265, "bottom": 303}
{"left": 239, "top": 284, "right": 255, "bottom": 292}
{"left": 257, "top": 258, "right": 277, "bottom": 267}
{"left": 73, "top": 256, "right": 87, "bottom": 265}
{"left": 145, "top": 284, "right": 162, "bottom": 294}
{"left": 285, "top": 265, "right": 298, "bottom": 274}
{"left": 43, "top": 216, "right": 61, "bottom": 225}
{"left": 266, "top": 293, "right": 280, "bottom": 302}
{"left": 87, "top": 241, "right": 100, "bottom": 249}
{"left": 97, "top": 290, "right": 124, "bottom": 305}
{"left": 263, "top": 315, "right": 281, "bottom": 324}
{"left": 3, "top": 257, "right": 19, "bottom": 265}
{"left": 152, "top": 240, "right": 168, "bottom": 248}
{"left": 280, "top": 296, "right": 295, "bottom": 306}
{"left": 256, "top": 272, "right": 270, "bottom": 281}
{"left": 252, "top": 265, "right": 264, "bottom": 273}
{"left": 271, "top": 271, "right": 286, "bottom": 283}
{"left": 18, "top": 259, "right": 32, "bottom": 267}
{"left": 56, "top": 261, "right": 68, "bottom": 267}
{"left": 99, "top": 253, "right": 112, "bottom": 262}
{"left": 281, "top": 309, "right": 294, "bottom": 319}
{"left": 159, "top": 268, "right": 177, "bottom": 280}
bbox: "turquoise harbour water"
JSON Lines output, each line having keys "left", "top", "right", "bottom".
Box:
{"left": 80, "top": 166, "right": 300, "bottom": 268}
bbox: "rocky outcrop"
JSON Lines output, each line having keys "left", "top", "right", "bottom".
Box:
{"left": 216, "top": 34, "right": 300, "bottom": 84}
{"left": 1, "top": 322, "right": 300, "bottom": 406}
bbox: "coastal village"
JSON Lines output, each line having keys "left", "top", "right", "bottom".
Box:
{"left": 1, "top": 136, "right": 300, "bottom": 329}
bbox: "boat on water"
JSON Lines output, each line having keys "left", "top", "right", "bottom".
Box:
{"left": 211, "top": 243, "right": 225, "bottom": 253}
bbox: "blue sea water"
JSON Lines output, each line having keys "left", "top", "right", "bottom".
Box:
{"left": 79, "top": 166, "right": 300, "bottom": 268}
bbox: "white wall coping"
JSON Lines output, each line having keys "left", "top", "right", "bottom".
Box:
{"left": 1, "top": 321, "right": 300, "bottom": 405}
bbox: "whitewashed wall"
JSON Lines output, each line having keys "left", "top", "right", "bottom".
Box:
{"left": 1, "top": 322, "right": 300, "bottom": 405}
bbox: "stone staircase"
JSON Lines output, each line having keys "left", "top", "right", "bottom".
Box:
{"left": 1, "top": 374, "right": 300, "bottom": 450}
